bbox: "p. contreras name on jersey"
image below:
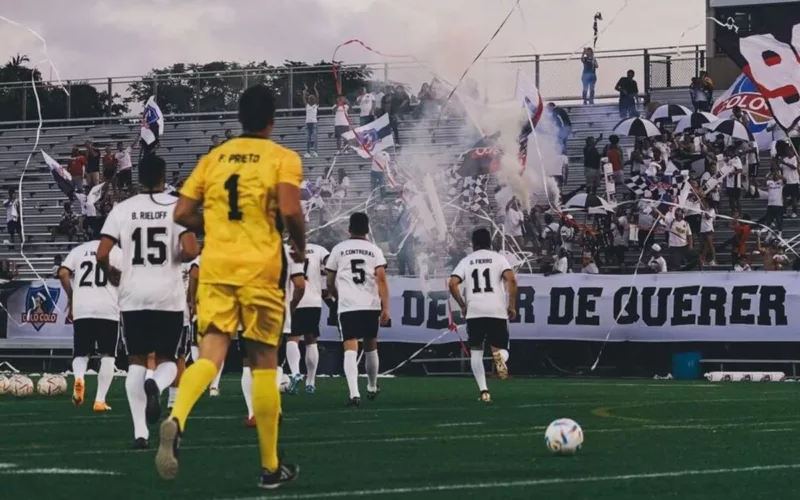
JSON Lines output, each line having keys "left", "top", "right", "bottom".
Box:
{"left": 283, "top": 244, "right": 305, "bottom": 333}
{"left": 326, "top": 238, "right": 386, "bottom": 313}
{"left": 61, "top": 240, "right": 123, "bottom": 322}
{"left": 297, "top": 243, "right": 330, "bottom": 309}
{"left": 100, "top": 193, "right": 189, "bottom": 312}
{"left": 451, "top": 249, "right": 513, "bottom": 320}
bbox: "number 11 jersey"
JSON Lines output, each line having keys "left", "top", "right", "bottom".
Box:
{"left": 451, "top": 249, "right": 513, "bottom": 320}
{"left": 326, "top": 238, "right": 387, "bottom": 313}
{"left": 100, "top": 193, "right": 189, "bottom": 312}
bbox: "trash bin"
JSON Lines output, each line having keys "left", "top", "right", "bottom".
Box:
{"left": 672, "top": 351, "right": 702, "bottom": 380}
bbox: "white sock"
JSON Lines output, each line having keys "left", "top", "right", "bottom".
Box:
{"left": 95, "top": 357, "right": 115, "bottom": 403}
{"left": 305, "top": 343, "right": 319, "bottom": 387}
{"left": 190, "top": 346, "right": 200, "bottom": 362}
{"left": 499, "top": 349, "right": 509, "bottom": 363}
{"left": 365, "top": 350, "right": 379, "bottom": 392}
{"left": 470, "top": 350, "right": 488, "bottom": 392}
{"left": 343, "top": 350, "right": 360, "bottom": 399}
{"left": 211, "top": 362, "right": 224, "bottom": 390}
{"left": 276, "top": 366, "right": 284, "bottom": 389}
{"left": 153, "top": 361, "right": 177, "bottom": 393}
{"left": 72, "top": 356, "right": 89, "bottom": 381}
{"left": 145, "top": 369, "right": 154, "bottom": 380}
{"left": 286, "top": 341, "right": 301, "bottom": 376}
{"left": 241, "top": 367, "right": 253, "bottom": 418}
{"left": 125, "top": 365, "right": 149, "bottom": 440}
{"left": 168, "top": 387, "right": 178, "bottom": 408}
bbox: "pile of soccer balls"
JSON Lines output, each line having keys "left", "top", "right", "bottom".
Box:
{"left": 0, "top": 373, "right": 67, "bottom": 397}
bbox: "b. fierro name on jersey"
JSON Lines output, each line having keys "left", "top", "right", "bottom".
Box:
{"left": 131, "top": 211, "right": 169, "bottom": 220}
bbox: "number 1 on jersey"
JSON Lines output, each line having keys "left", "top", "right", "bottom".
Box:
{"left": 225, "top": 174, "right": 243, "bottom": 221}
{"left": 471, "top": 268, "right": 494, "bottom": 293}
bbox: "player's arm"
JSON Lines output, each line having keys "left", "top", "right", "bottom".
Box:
{"left": 326, "top": 271, "right": 337, "bottom": 300}
{"left": 278, "top": 153, "right": 306, "bottom": 262}
{"left": 448, "top": 276, "right": 466, "bottom": 312}
{"left": 96, "top": 237, "right": 120, "bottom": 286}
{"left": 57, "top": 258, "right": 73, "bottom": 308}
{"left": 376, "top": 265, "right": 390, "bottom": 325}
{"left": 179, "top": 230, "right": 200, "bottom": 262}
{"left": 502, "top": 269, "right": 518, "bottom": 321}
{"left": 188, "top": 262, "right": 199, "bottom": 317}
{"left": 290, "top": 274, "right": 305, "bottom": 313}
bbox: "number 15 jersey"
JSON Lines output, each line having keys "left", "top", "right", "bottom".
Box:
{"left": 180, "top": 136, "right": 303, "bottom": 288}
{"left": 100, "top": 193, "right": 189, "bottom": 312}
{"left": 451, "top": 249, "right": 513, "bottom": 320}
{"left": 326, "top": 238, "right": 387, "bottom": 313}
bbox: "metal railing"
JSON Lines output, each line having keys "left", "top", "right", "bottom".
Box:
{"left": 0, "top": 45, "right": 706, "bottom": 125}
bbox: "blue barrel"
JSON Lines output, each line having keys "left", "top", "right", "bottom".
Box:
{"left": 672, "top": 351, "right": 702, "bottom": 380}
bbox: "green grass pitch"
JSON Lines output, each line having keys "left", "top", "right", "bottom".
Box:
{"left": 0, "top": 376, "right": 798, "bottom": 499}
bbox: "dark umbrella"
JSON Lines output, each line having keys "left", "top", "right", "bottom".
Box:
{"left": 612, "top": 117, "right": 661, "bottom": 138}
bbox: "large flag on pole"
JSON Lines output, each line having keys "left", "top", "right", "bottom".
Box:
{"left": 711, "top": 74, "right": 774, "bottom": 151}
{"left": 342, "top": 113, "right": 394, "bottom": 158}
{"left": 715, "top": 17, "right": 800, "bottom": 131}
{"left": 141, "top": 96, "right": 164, "bottom": 146}
{"left": 41, "top": 150, "right": 74, "bottom": 199}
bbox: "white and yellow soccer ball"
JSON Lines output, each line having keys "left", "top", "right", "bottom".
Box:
{"left": 37, "top": 374, "right": 68, "bottom": 396}
{"left": 277, "top": 367, "right": 291, "bottom": 393}
{"left": 9, "top": 375, "right": 34, "bottom": 397}
{"left": 0, "top": 374, "right": 10, "bottom": 395}
{"left": 544, "top": 418, "right": 584, "bottom": 455}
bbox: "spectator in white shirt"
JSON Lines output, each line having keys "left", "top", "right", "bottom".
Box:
{"left": 553, "top": 247, "right": 570, "bottom": 274}
{"left": 333, "top": 95, "right": 351, "bottom": 155}
{"left": 647, "top": 244, "right": 668, "bottom": 273}
{"left": 744, "top": 140, "right": 759, "bottom": 198}
{"left": 699, "top": 205, "right": 717, "bottom": 267}
{"left": 762, "top": 169, "right": 785, "bottom": 232}
{"left": 303, "top": 83, "right": 320, "bottom": 158}
{"left": 504, "top": 198, "right": 524, "bottom": 251}
{"left": 559, "top": 216, "right": 575, "bottom": 256}
{"left": 777, "top": 141, "right": 799, "bottom": 217}
{"left": 371, "top": 150, "right": 390, "bottom": 198}
{"left": 581, "top": 254, "right": 599, "bottom": 274}
{"left": 3, "top": 188, "right": 20, "bottom": 244}
{"left": 667, "top": 208, "right": 695, "bottom": 271}
{"left": 724, "top": 146, "right": 744, "bottom": 213}
{"left": 611, "top": 214, "right": 629, "bottom": 269}
{"left": 115, "top": 136, "right": 137, "bottom": 189}
{"left": 357, "top": 86, "right": 376, "bottom": 126}
{"left": 334, "top": 168, "right": 350, "bottom": 199}
{"left": 700, "top": 161, "right": 720, "bottom": 209}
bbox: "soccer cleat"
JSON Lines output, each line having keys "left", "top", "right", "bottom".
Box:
{"left": 305, "top": 385, "right": 316, "bottom": 395}
{"left": 72, "top": 379, "right": 85, "bottom": 407}
{"left": 479, "top": 390, "right": 492, "bottom": 403}
{"left": 346, "top": 397, "right": 361, "bottom": 408}
{"left": 258, "top": 463, "right": 299, "bottom": 490}
{"left": 155, "top": 418, "right": 181, "bottom": 480}
{"left": 132, "top": 438, "right": 149, "bottom": 450}
{"left": 209, "top": 387, "right": 220, "bottom": 397}
{"left": 144, "top": 379, "right": 162, "bottom": 425}
{"left": 286, "top": 374, "right": 303, "bottom": 395}
{"left": 367, "top": 387, "right": 380, "bottom": 401}
{"left": 492, "top": 351, "right": 509, "bottom": 380}
{"left": 92, "top": 401, "right": 112, "bottom": 412}
{"left": 245, "top": 416, "right": 256, "bottom": 428}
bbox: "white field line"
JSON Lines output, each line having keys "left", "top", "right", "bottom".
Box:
{"left": 0, "top": 467, "right": 120, "bottom": 475}
{"left": 220, "top": 464, "right": 800, "bottom": 500}
{"left": 434, "top": 422, "right": 484, "bottom": 428}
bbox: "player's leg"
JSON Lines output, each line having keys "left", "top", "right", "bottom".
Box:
{"left": 121, "top": 312, "right": 153, "bottom": 448}
{"left": 296, "top": 307, "right": 321, "bottom": 394}
{"left": 339, "top": 312, "right": 361, "bottom": 406}
{"left": 157, "top": 284, "right": 237, "bottom": 480}
{"left": 209, "top": 361, "right": 224, "bottom": 396}
{"left": 71, "top": 319, "right": 92, "bottom": 406}
{"left": 146, "top": 352, "right": 155, "bottom": 380}
{"left": 363, "top": 311, "right": 381, "bottom": 400}
{"left": 240, "top": 337, "right": 255, "bottom": 427}
{"left": 93, "top": 319, "right": 119, "bottom": 412}
{"left": 303, "top": 333, "right": 319, "bottom": 394}
{"left": 466, "top": 319, "right": 490, "bottom": 402}
{"left": 488, "top": 320, "right": 510, "bottom": 381}
{"left": 168, "top": 326, "right": 190, "bottom": 411}
{"left": 150, "top": 312, "right": 186, "bottom": 423}
{"left": 284, "top": 334, "right": 302, "bottom": 394}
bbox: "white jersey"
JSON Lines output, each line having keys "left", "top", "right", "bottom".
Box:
{"left": 451, "top": 249, "right": 513, "bottom": 320}
{"left": 283, "top": 245, "right": 305, "bottom": 333}
{"left": 326, "top": 238, "right": 387, "bottom": 313}
{"left": 100, "top": 193, "right": 189, "bottom": 312}
{"left": 297, "top": 243, "right": 330, "bottom": 309}
{"left": 61, "top": 240, "right": 123, "bottom": 322}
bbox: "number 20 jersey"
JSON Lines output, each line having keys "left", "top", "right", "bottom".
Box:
{"left": 180, "top": 136, "right": 303, "bottom": 288}
{"left": 326, "top": 238, "right": 387, "bottom": 313}
{"left": 100, "top": 193, "right": 189, "bottom": 312}
{"left": 451, "top": 249, "right": 513, "bottom": 320}
{"left": 61, "top": 240, "right": 123, "bottom": 321}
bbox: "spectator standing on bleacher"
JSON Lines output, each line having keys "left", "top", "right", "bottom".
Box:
{"left": 102, "top": 146, "right": 117, "bottom": 173}
{"left": 647, "top": 244, "right": 668, "bottom": 273}
{"left": 208, "top": 134, "right": 221, "bottom": 153}
{"left": 689, "top": 76, "right": 712, "bottom": 113}
{"left": 4, "top": 188, "right": 20, "bottom": 246}
{"left": 777, "top": 141, "right": 800, "bottom": 218}
{"left": 547, "top": 103, "right": 571, "bottom": 154}
{"left": 583, "top": 134, "right": 602, "bottom": 194}
{"left": 68, "top": 147, "right": 86, "bottom": 192}
{"left": 50, "top": 201, "right": 80, "bottom": 242}
{"left": 333, "top": 95, "right": 351, "bottom": 155}
{"left": 614, "top": 70, "right": 639, "bottom": 119}
{"left": 357, "top": 86, "right": 376, "bottom": 126}
{"left": 84, "top": 140, "right": 101, "bottom": 188}
{"left": 224, "top": 129, "right": 234, "bottom": 141}
{"left": 52, "top": 255, "right": 62, "bottom": 278}
{"left": 371, "top": 150, "right": 389, "bottom": 198}
{"left": 581, "top": 48, "right": 599, "bottom": 105}
{"left": 115, "top": 137, "right": 137, "bottom": 189}
{"left": 303, "top": 83, "right": 319, "bottom": 158}
{"left": 75, "top": 185, "right": 98, "bottom": 239}
{"left": 604, "top": 135, "right": 625, "bottom": 187}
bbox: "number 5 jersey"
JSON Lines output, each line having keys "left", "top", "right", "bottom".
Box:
{"left": 325, "top": 238, "right": 387, "bottom": 313}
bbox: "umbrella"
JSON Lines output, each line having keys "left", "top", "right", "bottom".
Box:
{"left": 703, "top": 119, "right": 753, "bottom": 142}
{"left": 650, "top": 104, "right": 691, "bottom": 122}
{"left": 612, "top": 117, "right": 661, "bottom": 138}
{"left": 674, "top": 112, "right": 718, "bottom": 133}
{"left": 563, "top": 193, "right": 615, "bottom": 213}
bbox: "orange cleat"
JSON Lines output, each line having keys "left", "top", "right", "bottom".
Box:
{"left": 93, "top": 401, "right": 112, "bottom": 412}
{"left": 72, "top": 379, "right": 85, "bottom": 407}
{"left": 245, "top": 416, "right": 256, "bottom": 428}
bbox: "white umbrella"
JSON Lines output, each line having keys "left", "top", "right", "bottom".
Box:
{"left": 612, "top": 117, "right": 661, "bottom": 138}
{"left": 563, "top": 193, "right": 615, "bottom": 213}
{"left": 650, "top": 104, "right": 691, "bottom": 122}
{"left": 674, "top": 112, "right": 718, "bottom": 133}
{"left": 703, "top": 119, "right": 753, "bottom": 142}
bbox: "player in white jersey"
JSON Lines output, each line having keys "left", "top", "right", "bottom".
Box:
{"left": 58, "top": 236, "right": 123, "bottom": 412}
{"left": 285, "top": 242, "right": 329, "bottom": 394}
{"left": 97, "top": 154, "right": 199, "bottom": 449}
{"left": 449, "top": 228, "right": 517, "bottom": 402}
{"left": 326, "top": 213, "right": 390, "bottom": 407}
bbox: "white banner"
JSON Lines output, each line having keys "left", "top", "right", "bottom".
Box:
{"left": 5, "top": 273, "right": 798, "bottom": 343}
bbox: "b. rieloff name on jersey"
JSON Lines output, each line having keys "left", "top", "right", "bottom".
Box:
{"left": 60, "top": 240, "right": 123, "bottom": 321}
{"left": 451, "top": 249, "right": 513, "bottom": 319}
{"left": 297, "top": 243, "right": 330, "bottom": 309}
{"left": 100, "top": 193, "right": 190, "bottom": 312}
{"left": 326, "top": 239, "right": 387, "bottom": 313}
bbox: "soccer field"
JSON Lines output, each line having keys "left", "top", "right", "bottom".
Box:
{"left": 1, "top": 376, "right": 798, "bottom": 500}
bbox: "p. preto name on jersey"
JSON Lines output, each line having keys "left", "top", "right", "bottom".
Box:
{"left": 451, "top": 249, "right": 513, "bottom": 320}
{"left": 61, "top": 240, "right": 123, "bottom": 321}
{"left": 326, "top": 239, "right": 387, "bottom": 313}
{"left": 297, "top": 243, "right": 330, "bottom": 309}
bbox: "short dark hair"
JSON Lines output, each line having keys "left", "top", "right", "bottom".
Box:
{"left": 139, "top": 154, "right": 166, "bottom": 190}
{"left": 349, "top": 212, "right": 370, "bottom": 236}
{"left": 472, "top": 228, "right": 491, "bottom": 250}
{"left": 238, "top": 85, "right": 276, "bottom": 133}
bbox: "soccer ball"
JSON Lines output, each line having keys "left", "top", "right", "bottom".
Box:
{"left": 544, "top": 418, "right": 583, "bottom": 455}
{"left": 0, "top": 375, "right": 10, "bottom": 395}
{"left": 9, "top": 375, "right": 34, "bottom": 397}
{"left": 37, "top": 374, "right": 67, "bottom": 396}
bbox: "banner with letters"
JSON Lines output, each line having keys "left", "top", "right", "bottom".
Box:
{"left": 4, "top": 274, "right": 799, "bottom": 344}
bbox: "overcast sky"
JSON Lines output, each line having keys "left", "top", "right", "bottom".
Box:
{"left": 1, "top": 0, "right": 707, "bottom": 84}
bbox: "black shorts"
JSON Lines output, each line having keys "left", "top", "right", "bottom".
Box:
{"left": 466, "top": 318, "right": 509, "bottom": 350}
{"left": 334, "top": 125, "right": 349, "bottom": 140}
{"left": 73, "top": 318, "right": 119, "bottom": 357}
{"left": 121, "top": 310, "right": 184, "bottom": 359}
{"left": 339, "top": 310, "right": 380, "bottom": 341}
{"left": 292, "top": 307, "right": 321, "bottom": 336}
